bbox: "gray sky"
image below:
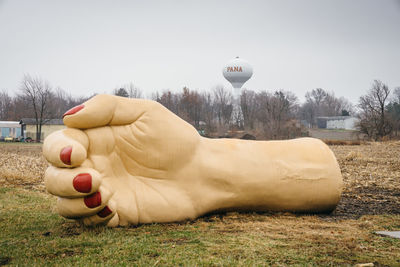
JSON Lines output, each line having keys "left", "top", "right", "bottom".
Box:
{"left": 0, "top": 0, "right": 399, "bottom": 104}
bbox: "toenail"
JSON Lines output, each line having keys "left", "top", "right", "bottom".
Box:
{"left": 63, "top": 104, "right": 85, "bottom": 118}
{"left": 98, "top": 206, "right": 112, "bottom": 218}
{"left": 73, "top": 173, "right": 92, "bottom": 193}
{"left": 84, "top": 192, "right": 101, "bottom": 208}
{"left": 60, "top": 146, "right": 72, "bottom": 165}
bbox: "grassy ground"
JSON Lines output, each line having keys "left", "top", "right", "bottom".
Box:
{"left": 0, "top": 142, "right": 400, "bottom": 266}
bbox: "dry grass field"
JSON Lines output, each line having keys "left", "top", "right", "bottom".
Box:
{"left": 0, "top": 141, "right": 399, "bottom": 266}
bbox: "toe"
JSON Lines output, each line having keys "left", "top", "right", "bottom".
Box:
{"left": 82, "top": 199, "right": 119, "bottom": 226}
{"left": 56, "top": 185, "right": 113, "bottom": 218}
{"left": 45, "top": 166, "right": 101, "bottom": 197}
{"left": 43, "top": 128, "right": 89, "bottom": 168}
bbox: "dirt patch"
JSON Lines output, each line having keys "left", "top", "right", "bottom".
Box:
{"left": 345, "top": 186, "right": 400, "bottom": 214}
{"left": 330, "top": 186, "right": 400, "bottom": 219}
{"left": 59, "top": 223, "right": 83, "bottom": 238}
{"left": 0, "top": 256, "right": 11, "bottom": 266}
{"left": 329, "top": 141, "right": 400, "bottom": 219}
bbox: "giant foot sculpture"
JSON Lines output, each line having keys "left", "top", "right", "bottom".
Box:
{"left": 43, "top": 94, "right": 343, "bottom": 227}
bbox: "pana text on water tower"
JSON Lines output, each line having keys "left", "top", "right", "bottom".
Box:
{"left": 226, "top": 66, "right": 243, "bottom": 72}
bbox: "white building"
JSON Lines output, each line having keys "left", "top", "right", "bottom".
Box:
{"left": 0, "top": 121, "right": 22, "bottom": 139}
{"left": 317, "top": 116, "right": 358, "bottom": 130}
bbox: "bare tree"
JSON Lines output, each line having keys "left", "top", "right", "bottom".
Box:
{"left": 115, "top": 83, "right": 143, "bottom": 98}
{"left": 357, "top": 80, "right": 392, "bottom": 140}
{"left": 201, "top": 91, "right": 215, "bottom": 133}
{"left": 213, "top": 86, "right": 233, "bottom": 131}
{"left": 306, "top": 88, "right": 327, "bottom": 108}
{"left": 256, "top": 90, "right": 299, "bottom": 139}
{"left": 387, "top": 87, "right": 400, "bottom": 136}
{"left": 180, "top": 87, "right": 203, "bottom": 128}
{"left": 337, "top": 97, "right": 354, "bottom": 116}
{"left": 20, "top": 74, "right": 53, "bottom": 142}
{"left": 154, "top": 90, "right": 181, "bottom": 115}
{"left": 240, "top": 89, "right": 257, "bottom": 130}
{"left": 0, "top": 90, "right": 13, "bottom": 120}
{"left": 127, "top": 83, "right": 143, "bottom": 99}
{"left": 47, "top": 87, "right": 72, "bottom": 118}
{"left": 300, "top": 88, "right": 354, "bottom": 126}
{"left": 301, "top": 88, "right": 328, "bottom": 126}
{"left": 391, "top": 87, "right": 400, "bottom": 103}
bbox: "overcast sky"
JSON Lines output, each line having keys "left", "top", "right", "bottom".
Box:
{"left": 0, "top": 0, "right": 399, "bottom": 103}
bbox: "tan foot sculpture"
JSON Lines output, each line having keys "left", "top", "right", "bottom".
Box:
{"left": 43, "top": 94, "right": 343, "bottom": 227}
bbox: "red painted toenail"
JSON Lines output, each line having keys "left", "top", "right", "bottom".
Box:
{"left": 63, "top": 104, "right": 84, "bottom": 118}
{"left": 60, "top": 146, "right": 72, "bottom": 165}
{"left": 73, "top": 173, "right": 92, "bottom": 193}
{"left": 84, "top": 192, "right": 101, "bottom": 208}
{"left": 98, "top": 206, "right": 112, "bottom": 218}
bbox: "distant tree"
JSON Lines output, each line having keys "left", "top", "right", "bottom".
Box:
{"left": 48, "top": 87, "right": 72, "bottom": 118}
{"left": 357, "top": 80, "right": 392, "bottom": 140}
{"left": 127, "top": 83, "right": 143, "bottom": 99}
{"left": 392, "top": 87, "right": 400, "bottom": 103}
{"left": 306, "top": 88, "right": 327, "bottom": 107}
{"left": 299, "top": 101, "right": 315, "bottom": 127}
{"left": 154, "top": 90, "right": 181, "bottom": 115}
{"left": 272, "top": 90, "right": 299, "bottom": 130}
{"left": 337, "top": 97, "right": 354, "bottom": 116}
{"left": 256, "top": 90, "right": 299, "bottom": 139}
{"left": 201, "top": 91, "right": 216, "bottom": 133}
{"left": 300, "top": 88, "right": 354, "bottom": 126}
{"left": 240, "top": 89, "right": 257, "bottom": 130}
{"left": 114, "top": 88, "right": 129, "bottom": 98}
{"left": 113, "top": 83, "right": 143, "bottom": 99}
{"left": 387, "top": 87, "right": 400, "bottom": 136}
{"left": 213, "top": 86, "right": 233, "bottom": 130}
{"left": 180, "top": 87, "right": 202, "bottom": 128}
{"left": 45, "top": 87, "right": 91, "bottom": 118}
{"left": 301, "top": 88, "right": 328, "bottom": 127}
{"left": 0, "top": 90, "right": 13, "bottom": 120}
{"left": 6, "top": 94, "right": 30, "bottom": 121}
{"left": 20, "top": 74, "right": 53, "bottom": 142}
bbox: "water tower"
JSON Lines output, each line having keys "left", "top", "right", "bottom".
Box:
{"left": 222, "top": 57, "right": 253, "bottom": 126}
{"left": 222, "top": 57, "right": 253, "bottom": 98}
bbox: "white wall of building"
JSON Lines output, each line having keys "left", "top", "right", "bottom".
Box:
{"left": 326, "top": 117, "right": 357, "bottom": 130}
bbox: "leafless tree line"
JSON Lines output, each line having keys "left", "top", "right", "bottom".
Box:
{"left": 0, "top": 75, "right": 91, "bottom": 141}
{"left": 152, "top": 86, "right": 300, "bottom": 139}
{"left": 113, "top": 81, "right": 400, "bottom": 140}
{"left": 299, "top": 88, "right": 354, "bottom": 127}
{"left": 357, "top": 80, "right": 400, "bottom": 140}
{"left": 1, "top": 75, "right": 399, "bottom": 141}
{"left": 150, "top": 86, "right": 360, "bottom": 139}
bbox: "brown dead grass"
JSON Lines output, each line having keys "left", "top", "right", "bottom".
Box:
{"left": 195, "top": 212, "right": 400, "bottom": 265}
{"left": 323, "top": 139, "right": 365, "bottom": 146}
{"left": 0, "top": 143, "right": 47, "bottom": 191}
